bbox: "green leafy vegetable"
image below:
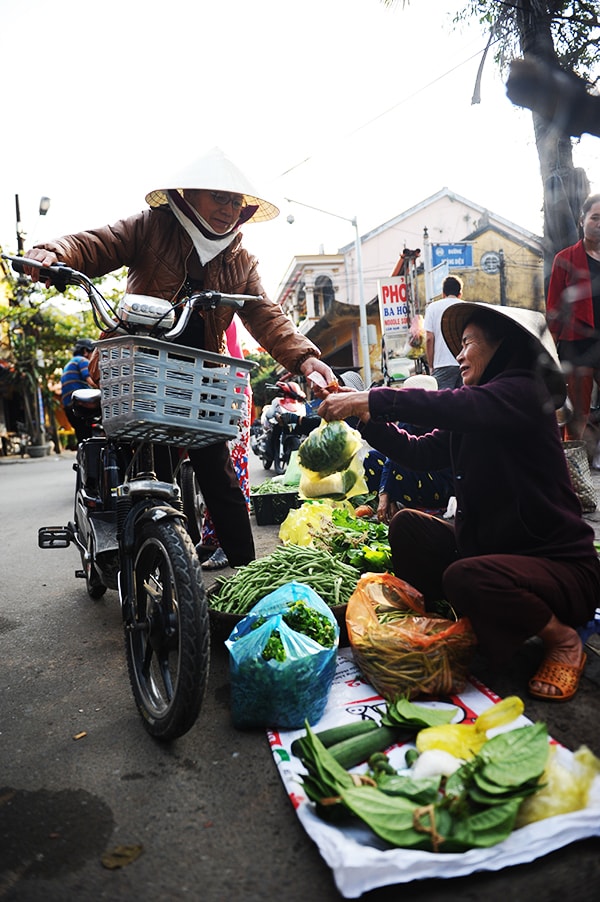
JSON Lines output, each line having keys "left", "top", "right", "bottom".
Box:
{"left": 381, "top": 697, "right": 459, "bottom": 730}
{"left": 312, "top": 507, "right": 393, "bottom": 573}
{"left": 251, "top": 480, "right": 298, "bottom": 495}
{"left": 283, "top": 600, "right": 336, "bottom": 648}
{"left": 298, "top": 420, "right": 361, "bottom": 476}
{"left": 262, "top": 630, "right": 286, "bottom": 661}
{"left": 296, "top": 720, "right": 550, "bottom": 852}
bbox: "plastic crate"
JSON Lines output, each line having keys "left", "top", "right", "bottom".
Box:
{"left": 98, "top": 335, "right": 254, "bottom": 449}
{"left": 251, "top": 491, "right": 301, "bottom": 525}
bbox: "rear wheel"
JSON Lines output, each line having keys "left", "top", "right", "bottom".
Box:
{"left": 74, "top": 454, "right": 107, "bottom": 600}
{"left": 125, "top": 518, "right": 209, "bottom": 740}
{"left": 83, "top": 533, "right": 108, "bottom": 599}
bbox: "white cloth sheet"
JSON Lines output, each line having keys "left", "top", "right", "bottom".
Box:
{"left": 267, "top": 648, "right": 600, "bottom": 898}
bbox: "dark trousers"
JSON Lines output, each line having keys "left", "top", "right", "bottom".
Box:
{"left": 188, "top": 442, "right": 255, "bottom": 567}
{"left": 388, "top": 508, "right": 600, "bottom": 667}
{"left": 64, "top": 404, "right": 95, "bottom": 443}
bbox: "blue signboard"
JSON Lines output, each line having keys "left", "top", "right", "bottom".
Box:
{"left": 431, "top": 243, "right": 473, "bottom": 268}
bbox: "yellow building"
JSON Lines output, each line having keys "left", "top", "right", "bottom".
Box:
{"left": 275, "top": 188, "right": 544, "bottom": 384}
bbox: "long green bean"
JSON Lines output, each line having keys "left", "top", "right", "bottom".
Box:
{"left": 210, "top": 544, "right": 361, "bottom": 614}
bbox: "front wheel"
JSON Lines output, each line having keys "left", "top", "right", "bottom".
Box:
{"left": 125, "top": 518, "right": 210, "bottom": 740}
{"left": 274, "top": 429, "right": 298, "bottom": 476}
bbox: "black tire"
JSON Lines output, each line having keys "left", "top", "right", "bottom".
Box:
{"left": 125, "top": 518, "right": 210, "bottom": 740}
{"left": 83, "top": 533, "right": 108, "bottom": 600}
{"left": 179, "top": 459, "right": 205, "bottom": 545}
{"left": 261, "top": 456, "right": 273, "bottom": 470}
{"left": 273, "top": 439, "right": 287, "bottom": 476}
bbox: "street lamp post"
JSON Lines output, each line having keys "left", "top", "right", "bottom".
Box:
{"left": 12, "top": 194, "right": 52, "bottom": 451}
{"left": 285, "top": 197, "right": 371, "bottom": 387}
{"left": 15, "top": 193, "right": 51, "bottom": 253}
{"left": 15, "top": 194, "right": 25, "bottom": 254}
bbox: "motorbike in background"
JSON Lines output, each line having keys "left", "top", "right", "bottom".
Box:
{"left": 251, "top": 380, "right": 307, "bottom": 475}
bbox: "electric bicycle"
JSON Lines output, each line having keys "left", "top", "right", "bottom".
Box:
{"left": 5, "top": 254, "right": 256, "bottom": 740}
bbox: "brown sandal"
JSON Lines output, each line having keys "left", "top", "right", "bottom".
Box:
{"left": 528, "top": 652, "right": 587, "bottom": 702}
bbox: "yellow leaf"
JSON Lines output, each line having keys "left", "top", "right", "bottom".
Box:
{"left": 101, "top": 844, "right": 144, "bottom": 870}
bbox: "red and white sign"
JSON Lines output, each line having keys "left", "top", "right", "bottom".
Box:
{"left": 378, "top": 277, "right": 410, "bottom": 334}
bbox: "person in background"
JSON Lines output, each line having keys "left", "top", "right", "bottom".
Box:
{"left": 200, "top": 316, "right": 252, "bottom": 571}
{"left": 361, "top": 375, "right": 454, "bottom": 521}
{"left": 23, "top": 147, "right": 334, "bottom": 568}
{"left": 277, "top": 371, "right": 365, "bottom": 436}
{"left": 60, "top": 338, "right": 97, "bottom": 443}
{"left": 423, "top": 275, "right": 464, "bottom": 389}
{"left": 317, "top": 301, "right": 599, "bottom": 702}
{"left": 546, "top": 193, "right": 600, "bottom": 440}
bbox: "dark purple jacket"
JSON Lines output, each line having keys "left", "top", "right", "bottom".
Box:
{"left": 362, "top": 371, "right": 596, "bottom": 561}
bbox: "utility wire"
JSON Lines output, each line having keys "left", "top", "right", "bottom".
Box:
{"left": 278, "top": 40, "right": 498, "bottom": 180}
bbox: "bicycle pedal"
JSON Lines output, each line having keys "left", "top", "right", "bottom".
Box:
{"left": 38, "top": 526, "right": 71, "bottom": 549}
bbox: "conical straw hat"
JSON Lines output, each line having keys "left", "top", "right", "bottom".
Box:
{"left": 442, "top": 301, "right": 566, "bottom": 408}
{"left": 145, "top": 147, "right": 279, "bottom": 223}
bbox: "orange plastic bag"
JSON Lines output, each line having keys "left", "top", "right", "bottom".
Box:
{"left": 346, "top": 572, "right": 477, "bottom": 701}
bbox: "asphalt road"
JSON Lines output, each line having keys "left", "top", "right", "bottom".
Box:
{"left": 1, "top": 449, "right": 599, "bottom": 902}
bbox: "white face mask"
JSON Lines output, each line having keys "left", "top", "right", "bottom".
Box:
{"left": 167, "top": 191, "right": 237, "bottom": 265}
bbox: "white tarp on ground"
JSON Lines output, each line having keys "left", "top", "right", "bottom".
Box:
{"left": 267, "top": 648, "right": 600, "bottom": 899}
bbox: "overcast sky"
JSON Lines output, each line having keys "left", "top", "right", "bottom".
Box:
{"left": 1, "top": 0, "right": 599, "bottom": 297}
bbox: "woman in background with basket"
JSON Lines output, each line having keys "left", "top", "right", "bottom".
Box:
{"left": 317, "top": 302, "right": 600, "bottom": 703}
{"left": 22, "top": 148, "right": 333, "bottom": 569}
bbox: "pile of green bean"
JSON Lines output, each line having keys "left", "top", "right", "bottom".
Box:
{"left": 210, "top": 544, "right": 361, "bottom": 614}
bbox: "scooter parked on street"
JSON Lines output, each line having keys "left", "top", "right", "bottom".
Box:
{"left": 252, "top": 380, "right": 307, "bottom": 475}
{"left": 5, "top": 254, "right": 256, "bottom": 740}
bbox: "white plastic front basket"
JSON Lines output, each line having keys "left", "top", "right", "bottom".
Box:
{"left": 98, "top": 335, "right": 254, "bottom": 449}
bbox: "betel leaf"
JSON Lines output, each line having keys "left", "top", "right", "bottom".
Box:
{"left": 300, "top": 723, "right": 355, "bottom": 798}
{"left": 472, "top": 768, "right": 543, "bottom": 798}
{"left": 381, "top": 697, "right": 459, "bottom": 730}
{"left": 468, "top": 782, "right": 541, "bottom": 807}
{"left": 339, "top": 785, "right": 431, "bottom": 849}
{"left": 375, "top": 773, "right": 441, "bottom": 805}
{"left": 450, "top": 797, "right": 523, "bottom": 849}
{"left": 478, "top": 722, "right": 548, "bottom": 788}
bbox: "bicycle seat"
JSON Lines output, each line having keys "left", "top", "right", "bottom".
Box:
{"left": 71, "top": 388, "right": 101, "bottom": 411}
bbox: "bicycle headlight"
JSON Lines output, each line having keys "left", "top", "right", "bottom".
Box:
{"left": 117, "top": 295, "right": 176, "bottom": 330}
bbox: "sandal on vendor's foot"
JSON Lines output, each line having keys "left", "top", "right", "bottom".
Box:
{"left": 528, "top": 652, "right": 587, "bottom": 702}
{"left": 201, "top": 548, "right": 229, "bottom": 571}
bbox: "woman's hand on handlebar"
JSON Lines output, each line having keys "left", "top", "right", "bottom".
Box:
{"left": 22, "top": 248, "right": 60, "bottom": 283}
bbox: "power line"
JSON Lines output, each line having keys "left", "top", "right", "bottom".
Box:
{"left": 278, "top": 41, "right": 496, "bottom": 180}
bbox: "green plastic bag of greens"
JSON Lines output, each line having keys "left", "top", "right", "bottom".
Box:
{"left": 226, "top": 582, "right": 339, "bottom": 729}
{"left": 297, "top": 420, "right": 363, "bottom": 477}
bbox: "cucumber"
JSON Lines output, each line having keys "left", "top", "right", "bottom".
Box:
{"left": 328, "top": 725, "right": 401, "bottom": 769}
{"left": 291, "top": 719, "right": 378, "bottom": 759}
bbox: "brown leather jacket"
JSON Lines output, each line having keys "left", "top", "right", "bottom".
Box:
{"left": 36, "top": 207, "right": 319, "bottom": 373}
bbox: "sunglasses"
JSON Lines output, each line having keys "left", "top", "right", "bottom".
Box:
{"left": 209, "top": 191, "right": 247, "bottom": 212}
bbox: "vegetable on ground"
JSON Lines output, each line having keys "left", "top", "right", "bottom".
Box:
{"left": 296, "top": 720, "right": 551, "bottom": 852}
{"left": 210, "top": 544, "right": 361, "bottom": 615}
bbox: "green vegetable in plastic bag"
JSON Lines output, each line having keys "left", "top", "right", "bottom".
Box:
{"left": 297, "top": 420, "right": 363, "bottom": 477}
{"left": 226, "top": 582, "right": 339, "bottom": 729}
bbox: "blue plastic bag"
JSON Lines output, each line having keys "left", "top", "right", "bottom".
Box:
{"left": 226, "top": 581, "right": 339, "bottom": 729}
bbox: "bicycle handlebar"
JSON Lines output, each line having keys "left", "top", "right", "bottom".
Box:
{"left": 2, "top": 254, "right": 262, "bottom": 340}
{"left": 6, "top": 255, "right": 83, "bottom": 292}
